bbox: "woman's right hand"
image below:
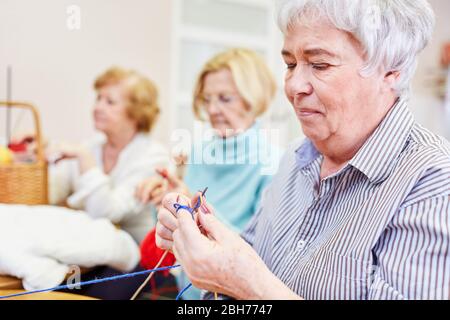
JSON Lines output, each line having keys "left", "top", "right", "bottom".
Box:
{"left": 135, "top": 168, "right": 191, "bottom": 207}
{"left": 135, "top": 174, "right": 168, "bottom": 206}
{"left": 155, "top": 191, "right": 213, "bottom": 252}
{"left": 155, "top": 193, "right": 192, "bottom": 251}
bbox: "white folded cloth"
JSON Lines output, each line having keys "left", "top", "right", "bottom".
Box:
{"left": 0, "top": 204, "right": 140, "bottom": 291}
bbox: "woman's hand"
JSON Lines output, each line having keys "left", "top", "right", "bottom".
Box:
{"left": 46, "top": 142, "right": 95, "bottom": 174}
{"left": 158, "top": 168, "right": 191, "bottom": 197}
{"left": 135, "top": 174, "right": 167, "bottom": 207}
{"left": 154, "top": 192, "right": 192, "bottom": 252}
{"left": 157, "top": 192, "right": 301, "bottom": 300}
{"left": 136, "top": 168, "right": 191, "bottom": 207}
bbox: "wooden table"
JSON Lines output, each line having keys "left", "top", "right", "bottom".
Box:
{"left": 0, "top": 290, "right": 97, "bottom": 300}
{"left": 0, "top": 266, "right": 94, "bottom": 291}
{"left": 0, "top": 275, "right": 23, "bottom": 290}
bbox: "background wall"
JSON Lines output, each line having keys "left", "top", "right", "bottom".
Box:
{"left": 0, "top": 0, "right": 449, "bottom": 147}
{"left": 0, "top": 0, "right": 172, "bottom": 143}
{"left": 411, "top": 0, "right": 450, "bottom": 139}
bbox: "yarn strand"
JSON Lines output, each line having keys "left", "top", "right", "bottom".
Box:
{"left": 0, "top": 264, "right": 180, "bottom": 300}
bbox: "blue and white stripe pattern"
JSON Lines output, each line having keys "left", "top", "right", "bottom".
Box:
{"left": 239, "top": 99, "right": 450, "bottom": 300}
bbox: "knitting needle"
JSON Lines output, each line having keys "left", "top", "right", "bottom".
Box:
{"left": 130, "top": 250, "right": 169, "bottom": 300}
{"left": 130, "top": 188, "right": 208, "bottom": 300}
{"left": 194, "top": 187, "right": 209, "bottom": 213}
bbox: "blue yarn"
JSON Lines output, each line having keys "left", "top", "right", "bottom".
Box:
{"left": 174, "top": 204, "right": 194, "bottom": 215}
{"left": 176, "top": 283, "right": 193, "bottom": 300}
{"left": 0, "top": 264, "right": 181, "bottom": 300}
{"left": 173, "top": 192, "right": 204, "bottom": 219}
{"left": 173, "top": 194, "right": 203, "bottom": 300}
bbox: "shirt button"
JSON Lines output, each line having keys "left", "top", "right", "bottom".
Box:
{"left": 297, "top": 240, "right": 307, "bottom": 251}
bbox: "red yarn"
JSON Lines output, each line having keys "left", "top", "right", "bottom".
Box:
{"left": 140, "top": 228, "right": 176, "bottom": 277}
{"left": 8, "top": 142, "right": 27, "bottom": 152}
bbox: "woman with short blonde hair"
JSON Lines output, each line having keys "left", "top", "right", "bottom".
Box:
{"left": 137, "top": 48, "right": 282, "bottom": 300}
{"left": 7, "top": 66, "right": 170, "bottom": 300}
{"left": 49, "top": 66, "right": 169, "bottom": 244}
{"left": 193, "top": 48, "right": 277, "bottom": 121}
{"left": 94, "top": 67, "right": 160, "bottom": 133}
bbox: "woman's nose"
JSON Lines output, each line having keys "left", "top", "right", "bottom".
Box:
{"left": 94, "top": 99, "right": 106, "bottom": 112}
{"left": 93, "top": 104, "right": 101, "bottom": 114}
{"left": 285, "top": 66, "right": 313, "bottom": 98}
{"left": 207, "top": 101, "right": 222, "bottom": 115}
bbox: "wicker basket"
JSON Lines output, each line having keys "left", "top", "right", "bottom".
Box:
{"left": 0, "top": 101, "right": 48, "bottom": 205}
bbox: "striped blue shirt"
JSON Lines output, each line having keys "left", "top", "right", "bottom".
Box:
{"left": 208, "top": 98, "right": 450, "bottom": 300}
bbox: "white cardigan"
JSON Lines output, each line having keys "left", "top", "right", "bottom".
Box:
{"left": 49, "top": 133, "right": 170, "bottom": 243}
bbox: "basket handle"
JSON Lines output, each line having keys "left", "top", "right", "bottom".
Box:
{"left": 0, "top": 101, "right": 45, "bottom": 163}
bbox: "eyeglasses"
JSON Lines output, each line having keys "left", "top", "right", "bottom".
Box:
{"left": 199, "top": 93, "right": 241, "bottom": 108}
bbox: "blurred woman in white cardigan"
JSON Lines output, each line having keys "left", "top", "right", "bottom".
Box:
{"left": 48, "top": 67, "right": 170, "bottom": 244}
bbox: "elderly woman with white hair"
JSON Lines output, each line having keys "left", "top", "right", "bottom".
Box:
{"left": 156, "top": 0, "right": 450, "bottom": 300}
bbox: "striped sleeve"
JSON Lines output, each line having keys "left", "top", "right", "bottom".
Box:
{"left": 369, "top": 195, "right": 450, "bottom": 300}
{"left": 240, "top": 206, "right": 262, "bottom": 247}
{"left": 200, "top": 193, "right": 266, "bottom": 300}
{"left": 241, "top": 176, "right": 276, "bottom": 247}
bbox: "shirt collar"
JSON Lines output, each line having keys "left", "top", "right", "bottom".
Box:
{"left": 295, "top": 139, "right": 321, "bottom": 170}
{"left": 295, "top": 98, "right": 414, "bottom": 184}
{"left": 349, "top": 98, "right": 414, "bottom": 183}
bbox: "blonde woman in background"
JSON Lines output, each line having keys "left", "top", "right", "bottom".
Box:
{"left": 12, "top": 67, "right": 169, "bottom": 242}
{"left": 137, "top": 48, "right": 282, "bottom": 299}
{"left": 48, "top": 67, "right": 170, "bottom": 244}
{"left": 50, "top": 67, "right": 171, "bottom": 299}
{"left": 7, "top": 67, "right": 171, "bottom": 299}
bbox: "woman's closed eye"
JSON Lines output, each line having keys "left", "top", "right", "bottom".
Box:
{"left": 310, "top": 63, "right": 332, "bottom": 71}
{"left": 219, "top": 94, "right": 234, "bottom": 104}
{"left": 202, "top": 94, "right": 237, "bottom": 106}
{"left": 285, "top": 62, "right": 297, "bottom": 70}
{"left": 201, "top": 97, "right": 211, "bottom": 105}
{"left": 96, "top": 94, "right": 116, "bottom": 106}
{"left": 284, "top": 62, "right": 332, "bottom": 71}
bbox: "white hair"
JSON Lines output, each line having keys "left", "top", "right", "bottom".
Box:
{"left": 276, "top": 0, "right": 435, "bottom": 96}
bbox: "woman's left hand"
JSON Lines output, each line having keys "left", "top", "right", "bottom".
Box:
{"left": 166, "top": 192, "right": 299, "bottom": 300}
{"left": 47, "top": 142, "right": 96, "bottom": 174}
